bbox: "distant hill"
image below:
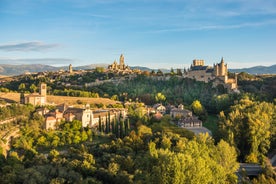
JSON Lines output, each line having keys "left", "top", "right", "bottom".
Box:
{"left": 0, "top": 64, "right": 108, "bottom": 76}
{"left": 229, "top": 64, "right": 276, "bottom": 74}
{"left": 73, "top": 64, "right": 108, "bottom": 70}
{"left": 1, "top": 63, "right": 275, "bottom": 76}
{"left": 0, "top": 64, "right": 60, "bottom": 76}
{"left": 131, "top": 66, "right": 170, "bottom": 73}
{"left": 130, "top": 66, "right": 152, "bottom": 71}
{"left": 0, "top": 64, "right": 170, "bottom": 76}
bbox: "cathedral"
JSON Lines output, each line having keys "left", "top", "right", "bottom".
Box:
{"left": 185, "top": 58, "right": 238, "bottom": 90}
{"left": 108, "top": 54, "right": 131, "bottom": 71}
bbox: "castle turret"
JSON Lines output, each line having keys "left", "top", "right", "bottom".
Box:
{"left": 220, "top": 57, "right": 227, "bottom": 76}
{"left": 192, "top": 59, "right": 204, "bottom": 66}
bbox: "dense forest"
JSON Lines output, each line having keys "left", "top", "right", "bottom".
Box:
{"left": 0, "top": 106, "right": 239, "bottom": 183}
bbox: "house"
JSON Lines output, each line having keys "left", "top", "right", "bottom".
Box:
{"left": 178, "top": 116, "right": 202, "bottom": 127}
{"left": 153, "top": 111, "right": 163, "bottom": 120}
{"left": 48, "top": 109, "right": 63, "bottom": 122}
{"left": 63, "top": 105, "right": 93, "bottom": 128}
{"left": 170, "top": 104, "right": 192, "bottom": 119}
{"left": 170, "top": 104, "right": 202, "bottom": 128}
{"left": 45, "top": 116, "right": 57, "bottom": 130}
{"left": 63, "top": 112, "right": 75, "bottom": 122}
{"left": 153, "top": 103, "right": 166, "bottom": 114}
{"left": 36, "top": 107, "right": 50, "bottom": 116}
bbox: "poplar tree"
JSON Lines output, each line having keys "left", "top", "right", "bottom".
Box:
{"left": 120, "top": 119, "right": 125, "bottom": 138}
{"left": 98, "top": 115, "right": 102, "bottom": 132}
{"left": 105, "top": 115, "right": 108, "bottom": 134}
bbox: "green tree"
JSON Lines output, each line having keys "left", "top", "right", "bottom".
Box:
{"left": 155, "top": 92, "right": 166, "bottom": 103}
{"left": 99, "top": 116, "right": 102, "bottom": 132}
{"left": 111, "top": 95, "right": 119, "bottom": 101}
{"left": 218, "top": 98, "right": 276, "bottom": 163}
{"left": 29, "top": 84, "right": 37, "bottom": 93}
{"left": 81, "top": 131, "right": 88, "bottom": 141}
{"left": 120, "top": 119, "right": 125, "bottom": 138}
{"left": 18, "top": 83, "right": 26, "bottom": 92}
{"left": 191, "top": 100, "right": 207, "bottom": 121}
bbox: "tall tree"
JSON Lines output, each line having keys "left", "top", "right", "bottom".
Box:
{"left": 218, "top": 98, "right": 276, "bottom": 163}
{"left": 155, "top": 92, "right": 166, "bottom": 103}
{"left": 191, "top": 100, "right": 207, "bottom": 121}
{"left": 98, "top": 116, "right": 102, "bottom": 132}
{"left": 29, "top": 84, "right": 37, "bottom": 93}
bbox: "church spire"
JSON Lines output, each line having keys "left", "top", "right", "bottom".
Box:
{"left": 120, "top": 54, "right": 124, "bottom": 66}
{"left": 221, "top": 57, "right": 224, "bottom": 63}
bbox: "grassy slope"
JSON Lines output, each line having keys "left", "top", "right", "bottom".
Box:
{"left": 0, "top": 92, "right": 119, "bottom": 105}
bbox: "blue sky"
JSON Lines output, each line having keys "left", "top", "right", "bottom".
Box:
{"left": 0, "top": 0, "right": 276, "bottom": 69}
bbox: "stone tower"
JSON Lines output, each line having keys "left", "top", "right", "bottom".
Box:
{"left": 219, "top": 57, "right": 227, "bottom": 76}
{"left": 69, "top": 64, "right": 73, "bottom": 73}
{"left": 119, "top": 54, "right": 125, "bottom": 68}
{"left": 193, "top": 59, "right": 204, "bottom": 66}
{"left": 214, "top": 57, "right": 227, "bottom": 77}
{"left": 40, "top": 83, "right": 47, "bottom": 97}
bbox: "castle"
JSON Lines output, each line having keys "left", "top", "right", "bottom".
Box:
{"left": 108, "top": 54, "right": 131, "bottom": 72}
{"left": 185, "top": 58, "right": 237, "bottom": 90}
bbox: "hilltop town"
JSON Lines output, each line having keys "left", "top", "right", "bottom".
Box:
{"left": 0, "top": 54, "right": 275, "bottom": 183}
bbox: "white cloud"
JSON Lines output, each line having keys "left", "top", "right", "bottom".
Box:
{"left": 0, "top": 41, "right": 60, "bottom": 52}
{"left": 0, "top": 57, "right": 74, "bottom": 65}
{"left": 144, "top": 19, "right": 276, "bottom": 33}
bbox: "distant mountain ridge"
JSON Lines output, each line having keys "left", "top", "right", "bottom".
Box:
{"left": 229, "top": 64, "right": 276, "bottom": 74}
{"left": 0, "top": 64, "right": 108, "bottom": 76}
{"left": 0, "top": 64, "right": 275, "bottom": 76}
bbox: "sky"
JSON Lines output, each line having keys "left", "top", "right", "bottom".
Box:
{"left": 0, "top": 0, "right": 276, "bottom": 69}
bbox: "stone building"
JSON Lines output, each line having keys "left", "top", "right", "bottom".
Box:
{"left": 24, "top": 83, "right": 47, "bottom": 106}
{"left": 108, "top": 54, "right": 131, "bottom": 72}
{"left": 170, "top": 104, "right": 192, "bottom": 119}
{"left": 170, "top": 104, "right": 202, "bottom": 127}
{"left": 69, "top": 64, "right": 73, "bottom": 73}
{"left": 45, "top": 116, "right": 57, "bottom": 130}
{"left": 64, "top": 106, "right": 93, "bottom": 127}
{"left": 44, "top": 103, "right": 127, "bottom": 130}
{"left": 185, "top": 58, "right": 238, "bottom": 90}
{"left": 152, "top": 103, "right": 166, "bottom": 114}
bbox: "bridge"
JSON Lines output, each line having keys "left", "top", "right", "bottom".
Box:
{"left": 238, "top": 163, "right": 262, "bottom": 175}
{"left": 236, "top": 163, "right": 263, "bottom": 182}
